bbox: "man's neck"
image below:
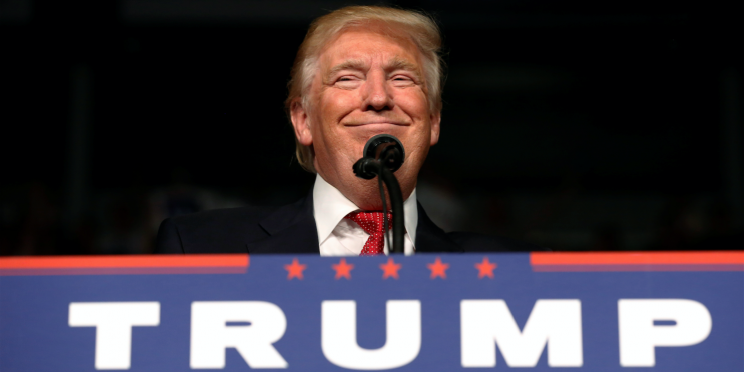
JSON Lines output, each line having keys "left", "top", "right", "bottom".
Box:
{"left": 314, "top": 165, "right": 416, "bottom": 211}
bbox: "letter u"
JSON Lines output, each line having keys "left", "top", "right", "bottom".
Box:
{"left": 321, "top": 300, "right": 421, "bottom": 370}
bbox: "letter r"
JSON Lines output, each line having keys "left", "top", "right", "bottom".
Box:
{"left": 190, "top": 301, "right": 288, "bottom": 369}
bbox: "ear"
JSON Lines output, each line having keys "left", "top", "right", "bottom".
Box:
{"left": 290, "top": 98, "right": 313, "bottom": 146}
{"left": 429, "top": 110, "right": 441, "bottom": 146}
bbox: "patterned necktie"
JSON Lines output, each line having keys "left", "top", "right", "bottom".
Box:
{"left": 346, "top": 211, "right": 393, "bottom": 255}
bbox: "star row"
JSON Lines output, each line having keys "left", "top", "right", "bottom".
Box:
{"left": 283, "top": 257, "right": 497, "bottom": 280}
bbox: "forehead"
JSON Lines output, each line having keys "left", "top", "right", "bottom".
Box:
{"left": 317, "top": 27, "right": 422, "bottom": 70}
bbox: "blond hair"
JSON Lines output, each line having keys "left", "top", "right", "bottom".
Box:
{"left": 285, "top": 5, "right": 444, "bottom": 173}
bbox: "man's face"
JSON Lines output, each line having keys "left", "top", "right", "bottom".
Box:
{"left": 291, "top": 26, "right": 440, "bottom": 209}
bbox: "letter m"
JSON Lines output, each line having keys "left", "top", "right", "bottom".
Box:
{"left": 461, "top": 299, "right": 583, "bottom": 367}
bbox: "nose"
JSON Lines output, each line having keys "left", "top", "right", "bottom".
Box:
{"left": 362, "top": 70, "right": 393, "bottom": 112}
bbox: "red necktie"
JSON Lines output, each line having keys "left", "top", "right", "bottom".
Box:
{"left": 346, "top": 211, "right": 393, "bottom": 255}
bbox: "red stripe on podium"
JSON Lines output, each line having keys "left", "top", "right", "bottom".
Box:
{"left": 531, "top": 251, "right": 744, "bottom": 272}
{"left": 0, "top": 254, "right": 249, "bottom": 276}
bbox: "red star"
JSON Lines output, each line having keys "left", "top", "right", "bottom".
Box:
{"left": 427, "top": 257, "right": 450, "bottom": 279}
{"left": 475, "top": 257, "right": 497, "bottom": 278}
{"left": 284, "top": 258, "right": 306, "bottom": 280}
{"left": 380, "top": 257, "right": 402, "bottom": 279}
{"left": 332, "top": 258, "right": 354, "bottom": 280}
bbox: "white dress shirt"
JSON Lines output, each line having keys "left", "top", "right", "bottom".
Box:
{"left": 313, "top": 175, "right": 417, "bottom": 256}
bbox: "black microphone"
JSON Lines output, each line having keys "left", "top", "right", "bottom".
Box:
{"left": 352, "top": 134, "right": 406, "bottom": 254}
{"left": 353, "top": 134, "right": 405, "bottom": 179}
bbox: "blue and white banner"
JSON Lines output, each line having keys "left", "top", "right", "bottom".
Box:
{"left": 0, "top": 252, "right": 742, "bottom": 371}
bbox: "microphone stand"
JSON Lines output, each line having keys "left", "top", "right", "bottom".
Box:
{"left": 353, "top": 136, "right": 406, "bottom": 254}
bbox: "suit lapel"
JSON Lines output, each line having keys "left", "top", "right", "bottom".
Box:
{"left": 246, "top": 192, "right": 319, "bottom": 254}
{"left": 415, "top": 202, "right": 463, "bottom": 253}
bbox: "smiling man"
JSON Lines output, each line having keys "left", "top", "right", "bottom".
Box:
{"left": 156, "top": 6, "right": 536, "bottom": 255}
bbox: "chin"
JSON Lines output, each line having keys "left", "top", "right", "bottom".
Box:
{"left": 319, "top": 151, "right": 420, "bottom": 210}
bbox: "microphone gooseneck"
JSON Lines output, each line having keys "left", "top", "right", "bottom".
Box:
{"left": 352, "top": 134, "right": 406, "bottom": 254}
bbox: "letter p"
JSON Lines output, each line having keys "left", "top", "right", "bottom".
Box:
{"left": 618, "top": 299, "right": 712, "bottom": 367}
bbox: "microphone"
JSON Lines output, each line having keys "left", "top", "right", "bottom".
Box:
{"left": 353, "top": 134, "right": 405, "bottom": 179}
{"left": 352, "top": 134, "right": 406, "bottom": 254}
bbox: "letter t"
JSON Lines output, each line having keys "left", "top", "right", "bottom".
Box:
{"left": 69, "top": 302, "right": 160, "bottom": 370}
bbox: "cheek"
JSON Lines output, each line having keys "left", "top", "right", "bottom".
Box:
{"left": 400, "top": 94, "right": 432, "bottom": 132}
{"left": 316, "top": 92, "right": 362, "bottom": 142}
{"left": 319, "top": 91, "right": 357, "bottom": 120}
{"left": 396, "top": 90, "right": 430, "bottom": 119}
{"left": 398, "top": 94, "right": 432, "bottom": 165}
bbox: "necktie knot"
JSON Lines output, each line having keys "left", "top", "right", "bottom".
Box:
{"left": 346, "top": 211, "right": 392, "bottom": 235}
{"left": 345, "top": 211, "right": 393, "bottom": 255}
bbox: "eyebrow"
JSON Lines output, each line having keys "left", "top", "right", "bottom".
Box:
{"left": 328, "top": 59, "right": 367, "bottom": 76}
{"left": 386, "top": 57, "right": 419, "bottom": 76}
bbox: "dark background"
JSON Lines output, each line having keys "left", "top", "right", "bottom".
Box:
{"left": 1, "top": 0, "right": 742, "bottom": 255}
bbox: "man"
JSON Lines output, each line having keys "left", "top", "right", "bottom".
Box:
{"left": 156, "top": 6, "right": 537, "bottom": 255}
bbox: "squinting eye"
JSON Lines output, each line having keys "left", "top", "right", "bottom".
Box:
{"left": 334, "top": 76, "right": 362, "bottom": 89}
{"left": 391, "top": 75, "right": 415, "bottom": 86}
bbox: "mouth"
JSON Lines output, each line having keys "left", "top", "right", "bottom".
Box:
{"left": 343, "top": 121, "right": 410, "bottom": 127}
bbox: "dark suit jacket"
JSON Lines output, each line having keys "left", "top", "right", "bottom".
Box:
{"left": 155, "top": 192, "right": 541, "bottom": 254}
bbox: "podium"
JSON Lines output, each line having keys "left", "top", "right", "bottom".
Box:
{"left": 1, "top": 252, "right": 742, "bottom": 371}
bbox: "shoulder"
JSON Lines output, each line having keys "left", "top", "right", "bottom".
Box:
{"left": 169, "top": 205, "right": 275, "bottom": 231}
{"left": 155, "top": 205, "right": 276, "bottom": 254}
{"left": 447, "top": 231, "right": 548, "bottom": 252}
{"left": 416, "top": 202, "right": 546, "bottom": 252}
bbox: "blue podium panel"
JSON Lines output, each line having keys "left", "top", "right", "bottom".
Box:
{"left": 0, "top": 252, "right": 742, "bottom": 371}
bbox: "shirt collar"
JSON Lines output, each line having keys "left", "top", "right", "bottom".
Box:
{"left": 312, "top": 174, "right": 418, "bottom": 247}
